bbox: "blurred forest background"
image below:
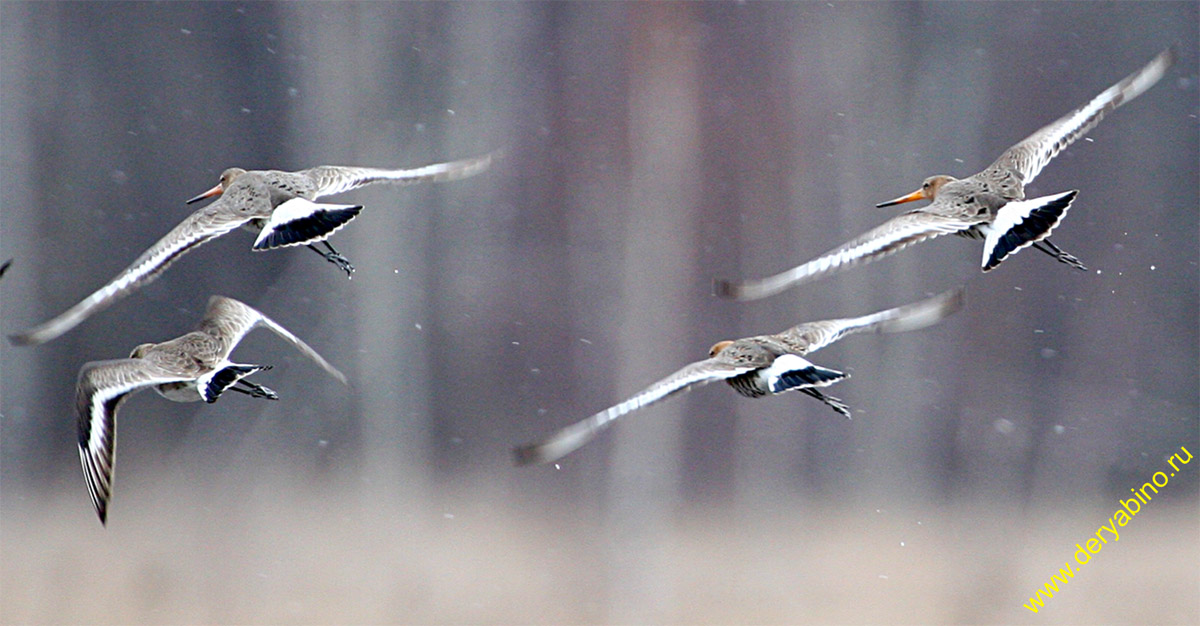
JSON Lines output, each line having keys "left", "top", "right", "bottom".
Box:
{"left": 2, "top": 2, "right": 1197, "bottom": 624}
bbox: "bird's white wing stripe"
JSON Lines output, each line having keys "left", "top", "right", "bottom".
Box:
{"left": 785, "top": 288, "right": 965, "bottom": 355}
{"left": 9, "top": 211, "right": 247, "bottom": 345}
{"left": 308, "top": 153, "right": 496, "bottom": 198}
{"left": 1005, "top": 49, "right": 1174, "bottom": 186}
{"left": 77, "top": 362, "right": 188, "bottom": 523}
{"left": 514, "top": 360, "right": 751, "bottom": 465}
{"left": 720, "top": 213, "right": 972, "bottom": 301}
{"left": 254, "top": 308, "right": 349, "bottom": 385}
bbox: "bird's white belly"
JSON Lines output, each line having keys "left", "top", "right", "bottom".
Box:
{"left": 154, "top": 381, "right": 203, "bottom": 403}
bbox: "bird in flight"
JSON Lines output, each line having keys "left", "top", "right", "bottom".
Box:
{"left": 716, "top": 49, "right": 1175, "bottom": 301}
{"left": 10, "top": 173, "right": 311, "bottom": 345}
{"left": 185, "top": 152, "right": 496, "bottom": 275}
{"left": 10, "top": 152, "right": 495, "bottom": 346}
{"left": 73, "top": 295, "right": 347, "bottom": 525}
{"left": 514, "top": 287, "right": 964, "bottom": 466}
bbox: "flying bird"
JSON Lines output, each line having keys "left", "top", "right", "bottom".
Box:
{"left": 9, "top": 152, "right": 495, "bottom": 346}
{"left": 73, "top": 295, "right": 348, "bottom": 525}
{"left": 514, "top": 287, "right": 964, "bottom": 466}
{"left": 716, "top": 48, "right": 1175, "bottom": 301}
{"left": 9, "top": 173, "right": 308, "bottom": 345}
{"left": 185, "top": 152, "right": 496, "bottom": 275}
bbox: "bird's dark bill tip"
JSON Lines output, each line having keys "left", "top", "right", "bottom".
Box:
{"left": 8, "top": 331, "right": 38, "bottom": 346}
{"left": 512, "top": 444, "right": 550, "bottom": 467}
{"left": 185, "top": 185, "right": 223, "bottom": 205}
{"left": 712, "top": 279, "right": 741, "bottom": 300}
{"left": 876, "top": 188, "right": 925, "bottom": 208}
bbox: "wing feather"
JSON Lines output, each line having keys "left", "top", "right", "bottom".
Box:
{"left": 197, "top": 296, "right": 348, "bottom": 385}
{"left": 75, "top": 359, "right": 189, "bottom": 524}
{"left": 302, "top": 152, "right": 497, "bottom": 198}
{"left": 513, "top": 358, "right": 752, "bottom": 466}
{"left": 776, "top": 287, "right": 966, "bottom": 354}
{"left": 9, "top": 204, "right": 251, "bottom": 346}
{"left": 715, "top": 211, "right": 976, "bottom": 301}
{"left": 986, "top": 48, "right": 1174, "bottom": 187}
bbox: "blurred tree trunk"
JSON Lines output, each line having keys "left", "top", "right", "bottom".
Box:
{"left": 603, "top": 4, "right": 703, "bottom": 621}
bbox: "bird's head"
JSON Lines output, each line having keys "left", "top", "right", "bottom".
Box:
{"left": 876, "top": 174, "right": 956, "bottom": 207}
{"left": 186, "top": 167, "right": 248, "bottom": 204}
{"left": 708, "top": 340, "right": 735, "bottom": 358}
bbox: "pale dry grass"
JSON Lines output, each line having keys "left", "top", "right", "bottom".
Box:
{"left": 2, "top": 480, "right": 1197, "bottom": 625}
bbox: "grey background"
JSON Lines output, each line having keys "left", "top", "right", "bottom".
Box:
{"left": 2, "top": 2, "right": 1197, "bottom": 624}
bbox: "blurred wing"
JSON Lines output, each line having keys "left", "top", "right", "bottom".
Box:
{"left": 75, "top": 358, "right": 188, "bottom": 525}
{"left": 715, "top": 211, "right": 976, "bottom": 301}
{"left": 776, "top": 287, "right": 965, "bottom": 354}
{"left": 302, "top": 151, "right": 498, "bottom": 198}
{"left": 985, "top": 48, "right": 1174, "bottom": 187}
{"left": 513, "top": 358, "right": 751, "bottom": 466}
{"left": 198, "top": 296, "right": 348, "bottom": 385}
{"left": 9, "top": 203, "right": 252, "bottom": 346}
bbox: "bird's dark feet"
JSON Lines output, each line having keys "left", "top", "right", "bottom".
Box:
{"left": 308, "top": 241, "right": 355, "bottom": 276}
{"left": 324, "top": 251, "right": 356, "bottom": 276}
{"left": 1035, "top": 239, "right": 1087, "bottom": 272}
{"left": 231, "top": 372, "right": 279, "bottom": 401}
{"left": 802, "top": 387, "right": 852, "bottom": 419}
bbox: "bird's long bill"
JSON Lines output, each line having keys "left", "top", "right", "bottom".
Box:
{"left": 875, "top": 188, "right": 925, "bottom": 208}
{"left": 185, "top": 184, "right": 223, "bottom": 205}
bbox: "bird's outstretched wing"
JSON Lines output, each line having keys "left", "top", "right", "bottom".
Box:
{"left": 715, "top": 211, "right": 977, "bottom": 301}
{"left": 984, "top": 48, "right": 1174, "bottom": 189}
{"left": 197, "top": 296, "right": 348, "bottom": 386}
{"left": 775, "top": 287, "right": 965, "bottom": 355}
{"left": 301, "top": 151, "right": 498, "bottom": 199}
{"left": 75, "top": 359, "right": 189, "bottom": 525}
{"left": 9, "top": 199, "right": 257, "bottom": 346}
{"left": 513, "top": 358, "right": 754, "bottom": 466}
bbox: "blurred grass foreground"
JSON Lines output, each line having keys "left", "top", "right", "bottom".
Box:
{"left": 2, "top": 479, "right": 1197, "bottom": 625}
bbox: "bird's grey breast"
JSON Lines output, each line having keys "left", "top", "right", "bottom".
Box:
{"left": 153, "top": 380, "right": 202, "bottom": 402}
{"left": 719, "top": 339, "right": 782, "bottom": 398}
{"left": 220, "top": 173, "right": 277, "bottom": 218}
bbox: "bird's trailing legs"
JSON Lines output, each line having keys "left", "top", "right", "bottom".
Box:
{"left": 306, "top": 240, "right": 355, "bottom": 276}
{"left": 229, "top": 378, "right": 280, "bottom": 401}
{"left": 1032, "top": 239, "right": 1087, "bottom": 272}
{"left": 800, "top": 387, "right": 852, "bottom": 419}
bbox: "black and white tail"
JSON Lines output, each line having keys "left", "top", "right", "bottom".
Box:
{"left": 982, "top": 190, "right": 1078, "bottom": 271}
{"left": 252, "top": 198, "right": 362, "bottom": 250}
{"left": 769, "top": 357, "right": 848, "bottom": 394}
